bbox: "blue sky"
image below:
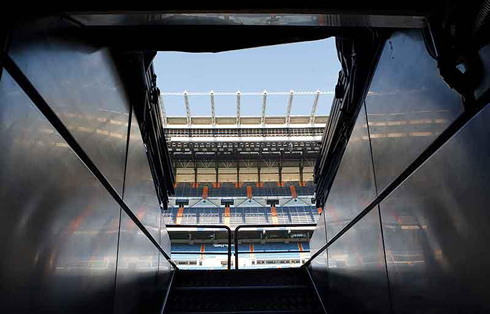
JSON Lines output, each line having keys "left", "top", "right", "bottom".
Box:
{"left": 153, "top": 37, "right": 340, "bottom": 117}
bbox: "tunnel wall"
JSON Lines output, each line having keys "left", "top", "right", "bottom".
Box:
{"left": 309, "top": 29, "right": 490, "bottom": 314}
{"left": 0, "top": 18, "right": 174, "bottom": 314}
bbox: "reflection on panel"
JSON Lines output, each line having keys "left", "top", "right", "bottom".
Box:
{"left": 0, "top": 71, "right": 119, "bottom": 313}
{"left": 115, "top": 112, "right": 174, "bottom": 314}
{"left": 308, "top": 211, "right": 328, "bottom": 308}
{"left": 124, "top": 112, "right": 162, "bottom": 240}
{"left": 115, "top": 212, "right": 168, "bottom": 314}
{"left": 324, "top": 103, "right": 377, "bottom": 241}
{"left": 380, "top": 104, "right": 490, "bottom": 314}
{"left": 310, "top": 211, "right": 327, "bottom": 256}
{"left": 9, "top": 17, "right": 130, "bottom": 193}
{"left": 160, "top": 213, "right": 172, "bottom": 255}
{"left": 365, "top": 29, "right": 463, "bottom": 192}
{"left": 327, "top": 209, "right": 391, "bottom": 314}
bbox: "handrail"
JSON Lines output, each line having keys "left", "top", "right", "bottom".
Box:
{"left": 234, "top": 224, "right": 316, "bottom": 269}
{"left": 166, "top": 224, "right": 232, "bottom": 270}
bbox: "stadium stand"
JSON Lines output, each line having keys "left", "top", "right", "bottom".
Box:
{"left": 164, "top": 93, "right": 322, "bottom": 269}
{"left": 163, "top": 206, "right": 319, "bottom": 225}
{"left": 171, "top": 242, "right": 310, "bottom": 269}
{"left": 174, "top": 181, "right": 314, "bottom": 198}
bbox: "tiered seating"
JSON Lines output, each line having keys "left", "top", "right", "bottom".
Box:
{"left": 174, "top": 181, "right": 315, "bottom": 198}
{"left": 229, "top": 207, "right": 245, "bottom": 225}
{"left": 275, "top": 207, "right": 291, "bottom": 224}
{"left": 204, "top": 244, "right": 228, "bottom": 252}
{"left": 295, "top": 181, "right": 315, "bottom": 196}
{"left": 174, "top": 183, "right": 201, "bottom": 198}
{"left": 253, "top": 243, "right": 301, "bottom": 259}
{"left": 180, "top": 207, "right": 197, "bottom": 225}
{"left": 171, "top": 242, "right": 310, "bottom": 269}
{"left": 253, "top": 243, "right": 299, "bottom": 251}
{"left": 163, "top": 206, "right": 319, "bottom": 225}
{"left": 289, "top": 206, "right": 316, "bottom": 224}
{"left": 171, "top": 244, "right": 202, "bottom": 259}
{"left": 198, "top": 207, "right": 221, "bottom": 224}
{"left": 243, "top": 207, "right": 269, "bottom": 224}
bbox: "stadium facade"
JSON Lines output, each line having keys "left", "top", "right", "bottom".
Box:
{"left": 161, "top": 91, "right": 326, "bottom": 268}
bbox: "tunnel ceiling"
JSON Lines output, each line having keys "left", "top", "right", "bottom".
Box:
{"left": 6, "top": 2, "right": 449, "bottom": 53}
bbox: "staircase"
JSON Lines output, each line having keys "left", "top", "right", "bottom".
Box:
{"left": 165, "top": 268, "right": 324, "bottom": 314}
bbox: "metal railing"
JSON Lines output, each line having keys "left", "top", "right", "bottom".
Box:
{"left": 166, "top": 224, "right": 232, "bottom": 270}
{"left": 166, "top": 223, "right": 316, "bottom": 270}
{"left": 233, "top": 224, "right": 316, "bottom": 270}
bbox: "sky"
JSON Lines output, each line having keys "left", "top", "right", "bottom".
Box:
{"left": 153, "top": 37, "right": 340, "bottom": 117}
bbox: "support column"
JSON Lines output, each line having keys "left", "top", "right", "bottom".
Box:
{"left": 236, "top": 161, "right": 240, "bottom": 188}
{"left": 257, "top": 163, "right": 262, "bottom": 187}
{"left": 278, "top": 153, "right": 283, "bottom": 187}
{"left": 193, "top": 158, "right": 198, "bottom": 188}
{"left": 215, "top": 157, "right": 219, "bottom": 188}
{"left": 299, "top": 155, "right": 304, "bottom": 186}
{"left": 173, "top": 160, "right": 177, "bottom": 188}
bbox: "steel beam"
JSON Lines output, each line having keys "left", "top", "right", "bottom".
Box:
{"left": 210, "top": 91, "right": 216, "bottom": 127}
{"left": 159, "top": 95, "right": 167, "bottom": 127}
{"left": 184, "top": 90, "right": 191, "bottom": 126}
{"left": 310, "top": 90, "right": 321, "bottom": 124}
{"left": 261, "top": 90, "right": 267, "bottom": 126}
{"left": 286, "top": 90, "right": 294, "bottom": 125}
{"left": 236, "top": 90, "right": 241, "bottom": 125}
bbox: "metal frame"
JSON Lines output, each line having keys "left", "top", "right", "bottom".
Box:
{"left": 159, "top": 94, "right": 167, "bottom": 127}
{"left": 184, "top": 90, "right": 191, "bottom": 126}
{"left": 210, "top": 91, "right": 216, "bottom": 127}
{"left": 234, "top": 223, "right": 316, "bottom": 269}
{"left": 314, "top": 33, "right": 384, "bottom": 208}
{"left": 166, "top": 224, "right": 232, "bottom": 270}
{"left": 160, "top": 90, "right": 333, "bottom": 127}
{"left": 310, "top": 90, "right": 321, "bottom": 124}
{"left": 261, "top": 90, "right": 268, "bottom": 126}
{"left": 166, "top": 223, "right": 317, "bottom": 270}
{"left": 236, "top": 90, "right": 241, "bottom": 125}
{"left": 286, "top": 90, "right": 294, "bottom": 125}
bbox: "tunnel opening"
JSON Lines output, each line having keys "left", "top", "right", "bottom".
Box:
{"left": 2, "top": 4, "right": 490, "bottom": 314}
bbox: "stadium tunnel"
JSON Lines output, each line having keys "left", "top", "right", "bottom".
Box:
{"left": 2, "top": 3, "right": 490, "bottom": 314}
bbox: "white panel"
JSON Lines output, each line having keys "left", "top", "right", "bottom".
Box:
{"left": 303, "top": 172, "right": 314, "bottom": 182}
{"left": 238, "top": 167, "right": 258, "bottom": 182}
{"left": 176, "top": 174, "right": 194, "bottom": 183}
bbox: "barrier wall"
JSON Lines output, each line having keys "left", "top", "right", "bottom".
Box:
{"left": 309, "top": 29, "right": 490, "bottom": 314}
{"left": 0, "top": 17, "right": 173, "bottom": 314}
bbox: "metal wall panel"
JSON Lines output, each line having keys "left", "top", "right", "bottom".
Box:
{"left": 115, "top": 212, "right": 170, "bottom": 314}
{"left": 365, "top": 30, "right": 463, "bottom": 192}
{"left": 160, "top": 214, "right": 172, "bottom": 255}
{"left": 326, "top": 209, "right": 391, "bottom": 314}
{"left": 8, "top": 17, "right": 130, "bottom": 193}
{"left": 115, "top": 111, "right": 174, "bottom": 314}
{"left": 310, "top": 212, "right": 328, "bottom": 256}
{"left": 123, "top": 113, "right": 162, "bottom": 241}
{"left": 308, "top": 103, "right": 378, "bottom": 312}
{"left": 308, "top": 211, "right": 328, "bottom": 308}
{"left": 324, "top": 103, "right": 378, "bottom": 241}
{"left": 308, "top": 30, "right": 488, "bottom": 314}
{"left": 1, "top": 17, "right": 174, "bottom": 314}
{"left": 0, "top": 71, "right": 120, "bottom": 314}
{"left": 379, "top": 104, "right": 490, "bottom": 314}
